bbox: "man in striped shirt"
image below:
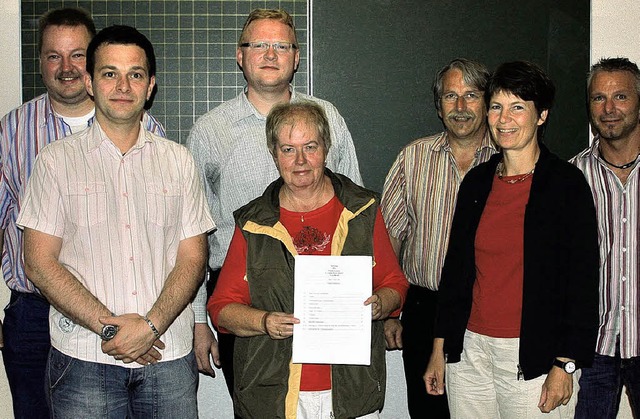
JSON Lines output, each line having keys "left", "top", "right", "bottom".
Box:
{"left": 0, "top": 9, "right": 167, "bottom": 418}
{"left": 572, "top": 57, "right": 640, "bottom": 418}
{"left": 380, "top": 58, "right": 497, "bottom": 418}
{"left": 17, "top": 25, "right": 215, "bottom": 417}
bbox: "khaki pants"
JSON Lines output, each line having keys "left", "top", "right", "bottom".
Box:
{"left": 446, "top": 329, "right": 579, "bottom": 419}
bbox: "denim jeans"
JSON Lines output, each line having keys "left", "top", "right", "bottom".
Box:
{"left": 46, "top": 347, "right": 199, "bottom": 418}
{"left": 2, "top": 290, "right": 51, "bottom": 419}
{"left": 575, "top": 344, "right": 640, "bottom": 419}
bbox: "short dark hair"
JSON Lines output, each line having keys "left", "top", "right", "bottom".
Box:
{"left": 433, "top": 58, "right": 490, "bottom": 111}
{"left": 486, "top": 61, "right": 555, "bottom": 140}
{"left": 486, "top": 61, "right": 555, "bottom": 114}
{"left": 238, "top": 9, "right": 298, "bottom": 48}
{"left": 86, "top": 25, "right": 156, "bottom": 79}
{"left": 266, "top": 101, "right": 331, "bottom": 158}
{"left": 588, "top": 57, "right": 640, "bottom": 97}
{"left": 38, "top": 7, "right": 96, "bottom": 54}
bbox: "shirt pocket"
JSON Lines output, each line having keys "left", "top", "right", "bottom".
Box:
{"left": 145, "top": 182, "right": 181, "bottom": 227}
{"left": 66, "top": 182, "right": 107, "bottom": 227}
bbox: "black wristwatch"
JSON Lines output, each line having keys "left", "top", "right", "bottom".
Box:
{"left": 553, "top": 358, "right": 576, "bottom": 374}
{"left": 100, "top": 324, "right": 119, "bottom": 341}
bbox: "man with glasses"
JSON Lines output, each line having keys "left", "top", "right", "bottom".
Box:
{"left": 381, "top": 58, "right": 497, "bottom": 418}
{"left": 186, "top": 8, "right": 362, "bottom": 399}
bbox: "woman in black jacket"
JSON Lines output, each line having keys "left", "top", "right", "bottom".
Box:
{"left": 424, "top": 61, "right": 599, "bottom": 418}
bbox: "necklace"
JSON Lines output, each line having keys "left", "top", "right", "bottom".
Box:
{"left": 598, "top": 147, "right": 639, "bottom": 170}
{"left": 496, "top": 161, "right": 535, "bottom": 184}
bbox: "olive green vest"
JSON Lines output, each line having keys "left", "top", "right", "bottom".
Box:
{"left": 232, "top": 170, "right": 386, "bottom": 419}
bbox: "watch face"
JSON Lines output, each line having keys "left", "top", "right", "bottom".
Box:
{"left": 564, "top": 361, "right": 576, "bottom": 374}
{"left": 101, "top": 324, "right": 118, "bottom": 341}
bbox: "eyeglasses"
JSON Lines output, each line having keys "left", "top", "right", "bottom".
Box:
{"left": 240, "top": 42, "right": 297, "bottom": 53}
{"left": 442, "top": 91, "right": 483, "bottom": 103}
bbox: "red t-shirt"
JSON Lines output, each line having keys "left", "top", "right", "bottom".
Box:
{"left": 208, "top": 195, "right": 408, "bottom": 391}
{"left": 467, "top": 174, "right": 532, "bottom": 338}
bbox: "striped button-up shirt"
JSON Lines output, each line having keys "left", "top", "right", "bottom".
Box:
{"left": 17, "top": 121, "right": 215, "bottom": 365}
{"left": 0, "top": 93, "right": 165, "bottom": 294}
{"left": 571, "top": 138, "right": 640, "bottom": 358}
{"left": 381, "top": 131, "right": 497, "bottom": 290}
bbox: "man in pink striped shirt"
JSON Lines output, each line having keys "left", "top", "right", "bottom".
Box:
{"left": 381, "top": 58, "right": 497, "bottom": 418}
{"left": 17, "top": 25, "right": 215, "bottom": 417}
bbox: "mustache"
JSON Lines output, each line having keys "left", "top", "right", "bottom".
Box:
{"left": 56, "top": 70, "right": 82, "bottom": 78}
{"left": 446, "top": 111, "right": 475, "bottom": 119}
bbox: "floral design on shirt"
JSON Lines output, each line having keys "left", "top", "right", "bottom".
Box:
{"left": 293, "top": 225, "right": 331, "bottom": 254}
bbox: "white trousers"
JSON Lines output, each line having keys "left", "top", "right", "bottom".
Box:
{"left": 445, "top": 329, "right": 579, "bottom": 419}
{"left": 296, "top": 390, "right": 380, "bottom": 419}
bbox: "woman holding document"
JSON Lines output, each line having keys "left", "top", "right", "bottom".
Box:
{"left": 208, "top": 101, "right": 408, "bottom": 419}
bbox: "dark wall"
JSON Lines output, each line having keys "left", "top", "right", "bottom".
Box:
{"left": 313, "top": 0, "right": 590, "bottom": 192}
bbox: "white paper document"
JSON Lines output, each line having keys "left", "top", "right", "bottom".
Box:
{"left": 292, "top": 255, "right": 372, "bottom": 365}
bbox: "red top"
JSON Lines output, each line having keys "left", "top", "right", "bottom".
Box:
{"left": 209, "top": 195, "right": 408, "bottom": 391}
{"left": 467, "top": 174, "right": 532, "bottom": 338}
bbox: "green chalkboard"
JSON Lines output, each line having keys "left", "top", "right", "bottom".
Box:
{"left": 312, "top": 0, "right": 589, "bottom": 191}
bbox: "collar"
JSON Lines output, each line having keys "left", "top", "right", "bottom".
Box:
{"left": 86, "top": 120, "right": 153, "bottom": 154}
{"left": 39, "top": 94, "right": 60, "bottom": 128}
{"left": 235, "top": 84, "right": 297, "bottom": 123}
{"left": 40, "top": 93, "right": 97, "bottom": 130}
{"left": 433, "top": 130, "right": 497, "bottom": 153}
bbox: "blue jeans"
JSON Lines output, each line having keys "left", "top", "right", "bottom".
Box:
{"left": 46, "top": 347, "right": 199, "bottom": 418}
{"left": 575, "top": 344, "right": 640, "bottom": 419}
{"left": 2, "top": 290, "right": 51, "bottom": 419}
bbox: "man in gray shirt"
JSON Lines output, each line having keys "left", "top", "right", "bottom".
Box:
{"left": 186, "top": 8, "right": 362, "bottom": 397}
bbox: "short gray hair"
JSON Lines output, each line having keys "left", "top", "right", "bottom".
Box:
{"left": 266, "top": 101, "right": 331, "bottom": 158}
{"left": 433, "top": 58, "right": 490, "bottom": 111}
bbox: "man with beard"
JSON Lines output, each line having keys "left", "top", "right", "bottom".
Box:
{"left": 572, "top": 57, "right": 640, "bottom": 419}
{"left": 0, "top": 9, "right": 165, "bottom": 418}
{"left": 381, "top": 58, "right": 497, "bottom": 418}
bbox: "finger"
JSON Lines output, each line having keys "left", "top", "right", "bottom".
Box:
{"left": 394, "top": 333, "right": 403, "bottom": 349}
{"left": 384, "top": 333, "right": 398, "bottom": 349}
{"left": 538, "top": 388, "right": 553, "bottom": 413}
{"left": 145, "top": 347, "right": 163, "bottom": 360}
{"left": 363, "top": 295, "right": 377, "bottom": 306}
{"left": 153, "top": 339, "right": 166, "bottom": 350}
{"left": 140, "top": 353, "right": 159, "bottom": 364}
{"left": 99, "top": 315, "right": 118, "bottom": 326}
{"left": 197, "top": 356, "right": 215, "bottom": 377}
{"left": 211, "top": 346, "right": 221, "bottom": 368}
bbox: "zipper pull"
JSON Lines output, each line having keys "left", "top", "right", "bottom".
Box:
{"left": 517, "top": 364, "right": 523, "bottom": 381}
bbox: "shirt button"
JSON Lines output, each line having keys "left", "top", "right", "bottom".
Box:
{"left": 132, "top": 290, "right": 137, "bottom": 295}
{"left": 622, "top": 277, "right": 627, "bottom": 282}
{"left": 123, "top": 192, "right": 128, "bottom": 197}
{"left": 129, "top": 256, "right": 134, "bottom": 261}
{"left": 623, "top": 248, "right": 627, "bottom": 253}
{"left": 125, "top": 224, "right": 131, "bottom": 229}
{"left": 623, "top": 218, "right": 628, "bottom": 223}
{"left": 621, "top": 306, "right": 626, "bottom": 311}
